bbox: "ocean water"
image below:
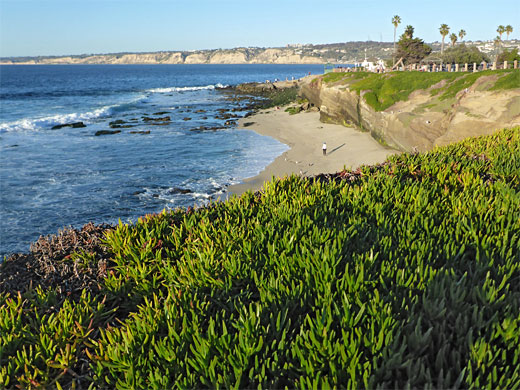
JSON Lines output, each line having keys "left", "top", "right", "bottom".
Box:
{"left": 0, "top": 64, "right": 324, "bottom": 257}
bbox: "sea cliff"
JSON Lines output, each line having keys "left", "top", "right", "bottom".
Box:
{"left": 0, "top": 48, "right": 324, "bottom": 65}
{"left": 299, "top": 70, "right": 520, "bottom": 152}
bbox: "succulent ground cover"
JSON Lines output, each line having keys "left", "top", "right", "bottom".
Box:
{"left": 1, "top": 127, "right": 519, "bottom": 389}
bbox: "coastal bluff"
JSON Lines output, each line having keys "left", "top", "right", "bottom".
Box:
{"left": 298, "top": 70, "right": 520, "bottom": 152}
{"left": 0, "top": 48, "right": 323, "bottom": 65}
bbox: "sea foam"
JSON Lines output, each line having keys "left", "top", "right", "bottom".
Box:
{"left": 146, "top": 83, "right": 227, "bottom": 93}
{"left": 0, "top": 95, "right": 146, "bottom": 132}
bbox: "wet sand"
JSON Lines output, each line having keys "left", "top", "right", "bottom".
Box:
{"left": 227, "top": 108, "right": 398, "bottom": 196}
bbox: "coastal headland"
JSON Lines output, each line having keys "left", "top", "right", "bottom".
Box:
{"left": 229, "top": 69, "right": 519, "bottom": 193}
{"left": 299, "top": 69, "right": 520, "bottom": 152}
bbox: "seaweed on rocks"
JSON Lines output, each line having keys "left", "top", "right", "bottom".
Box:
{"left": 218, "top": 82, "right": 300, "bottom": 112}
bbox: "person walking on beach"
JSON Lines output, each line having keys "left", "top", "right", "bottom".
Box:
{"left": 322, "top": 142, "right": 327, "bottom": 156}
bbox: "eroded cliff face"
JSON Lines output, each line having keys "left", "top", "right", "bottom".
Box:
{"left": 300, "top": 75, "right": 520, "bottom": 152}
{"left": 1, "top": 49, "right": 323, "bottom": 65}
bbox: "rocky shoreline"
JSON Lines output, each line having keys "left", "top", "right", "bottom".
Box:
{"left": 0, "top": 80, "right": 303, "bottom": 265}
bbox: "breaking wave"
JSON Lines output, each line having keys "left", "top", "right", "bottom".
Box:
{"left": 146, "top": 83, "right": 227, "bottom": 93}
{"left": 0, "top": 95, "right": 146, "bottom": 133}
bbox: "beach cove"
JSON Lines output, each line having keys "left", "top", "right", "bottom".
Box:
{"left": 228, "top": 108, "right": 397, "bottom": 195}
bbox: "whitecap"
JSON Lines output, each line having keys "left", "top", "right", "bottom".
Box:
{"left": 0, "top": 94, "right": 146, "bottom": 133}
{"left": 146, "top": 83, "right": 227, "bottom": 93}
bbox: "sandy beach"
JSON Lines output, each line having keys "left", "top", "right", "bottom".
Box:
{"left": 228, "top": 108, "right": 398, "bottom": 196}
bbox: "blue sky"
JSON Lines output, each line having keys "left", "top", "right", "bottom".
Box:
{"left": 0, "top": 0, "right": 518, "bottom": 57}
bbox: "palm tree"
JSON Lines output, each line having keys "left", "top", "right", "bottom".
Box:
{"left": 505, "top": 25, "right": 513, "bottom": 41}
{"left": 439, "top": 24, "right": 450, "bottom": 56}
{"left": 450, "top": 33, "right": 458, "bottom": 47}
{"left": 392, "top": 15, "right": 401, "bottom": 66}
{"left": 496, "top": 26, "right": 505, "bottom": 56}
{"left": 458, "top": 29, "right": 466, "bottom": 43}
{"left": 494, "top": 36, "right": 502, "bottom": 60}
{"left": 497, "top": 25, "right": 505, "bottom": 40}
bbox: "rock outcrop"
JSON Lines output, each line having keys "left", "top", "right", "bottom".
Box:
{"left": 300, "top": 74, "right": 520, "bottom": 152}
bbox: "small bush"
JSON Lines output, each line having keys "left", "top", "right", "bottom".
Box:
{"left": 285, "top": 106, "right": 302, "bottom": 115}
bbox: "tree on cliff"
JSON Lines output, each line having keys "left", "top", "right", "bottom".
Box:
{"left": 441, "top": 44, "right": 489, "bottom": 64}
{"left": 392, "top": 15, "right": 402, "bottom": 66}
{"left": 497, "top": 48, "right": 520, "bottom": 63}
{"left": 404, "top": 25, "right": 414, "bottom": 39}
{"left": 396, "top": 26, "right": 432, "bottom": 65}
{"left": 439, "top": 24, "right": 450, "bottom": 56}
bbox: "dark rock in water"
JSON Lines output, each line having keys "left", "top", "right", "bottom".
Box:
{"left": 232, "top": 107, "right": 251, "bottom": 112}
{"left": 152, "top": 194, "right": 159, "bottom": 198}
{"left": 142, "top": 116, "right": 170, "bottom": 122}
{"left": 244, "top": 112, "right": 253, "bottom": 118}
{"left": 216, "top": 113, "right": 239, "bottom": 120}
{"left": 183, "top": 117, "right": 192, "bottom": 121}
{"left": 153, "top": 111, "right": 170, "bottom": 115}
{"left": 168, "top": 187, "right": 193, "bottom": 195}
{"left": 110, "top": 124, "right": 135, "bottom": 129}
{"left": 202, "top": 116, "right": 208, "bottom": 120}
{"left": 225, "top": 120, "right": 236, "bottom": 126}
{"left": 95, "top": 130, "right": 121, "bottom": 136}
{"left": 243, "top": 122, "right": 255, "bottom": 127}
{"left": 194, "top": 109, "right": 206, "bottom": 113}
{"left": 129, "top": 130, "right": 151, "bottom": 134}
{"left": 109, "top": 120, "right": 126, "bottom": 126}
{"left": 51, "top": 121, "right": 86, "bottom": 130}
{"left": 150, "top": 122, "right": 170, "bottom": 126}
{"left": 190, "top": 126, "right": 224, "bottom": 132}
{"left": 217, "top": 108, "right": 227, "bottom": 113}
{"left": 133, "top": 190, "right": 145, "bottom": 195}
{"left": 6, "top": 144, "right": 19, "bottom": 148}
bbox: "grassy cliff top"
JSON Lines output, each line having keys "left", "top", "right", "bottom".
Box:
{"left": 1, "top": 128, "right": 520, "bottom": 389}
{"left": 321, "top": 69, "right": 520, "bottom": 111}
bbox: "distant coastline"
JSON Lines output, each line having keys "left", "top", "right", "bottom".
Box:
{"left": 2, "top": 39, "right": 518, "bottom": 65}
